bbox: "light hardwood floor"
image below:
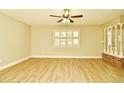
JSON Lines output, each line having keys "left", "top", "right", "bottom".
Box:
{"left": 0, "top": 58, "right": 124, "bottom": 83}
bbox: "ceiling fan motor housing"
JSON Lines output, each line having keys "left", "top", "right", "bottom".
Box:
{"left": 63, "top": 9, "right": 70, "bottom": 18}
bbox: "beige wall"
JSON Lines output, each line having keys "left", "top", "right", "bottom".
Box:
{"left": 0, "top": 13, "right": 31, "bottom": 66}
{"left": 31, "top": 25, "right": 103, "bottom": 57}
{"left": 102, "top": 15, "right": 124, "bottom": 28}
{"left": 0, "top": 13, "right": 103, "bottom": 68}
{"left": 120, "top": 15, "right": 124, "bottom": 22}
{"left": 102, "top": 17, "right": 120, "bottom": 28}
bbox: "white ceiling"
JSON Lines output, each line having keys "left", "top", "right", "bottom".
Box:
{"left": 0, "top": 9, "right": 124, "bottom": 26}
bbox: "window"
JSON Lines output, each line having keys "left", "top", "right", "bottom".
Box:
{"left": 108, "top": 31, "right": 111, "bottom": 45}
{"left": 54, "top": 30, "right": 80, "bottom": 48}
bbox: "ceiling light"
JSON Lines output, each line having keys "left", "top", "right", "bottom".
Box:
{"left": 67, "top": 19, "right": 70, "bottom": 22}
{"left": 62, "top": 18, "right": 67, "bottom": 23}
{"left": 62, "top": 18, "right": 70, "bottom": 23}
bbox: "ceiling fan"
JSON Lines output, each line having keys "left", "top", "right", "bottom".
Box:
{"left": 49, "top": 9, "right": 83, "bottom": 23}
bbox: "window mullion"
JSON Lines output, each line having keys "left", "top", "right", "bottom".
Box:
{"left": 54, "top": 30, "right": 79, "bottom": 48}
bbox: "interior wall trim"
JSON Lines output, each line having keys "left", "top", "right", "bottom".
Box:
{"left": 0, "top": 56, "right": 31, "bottom": 71}
{"left": 0, "top": 56, "right": 102, "bottom": 71}
{"left": 31, "top": 55, "right": 102, "bottom": 59}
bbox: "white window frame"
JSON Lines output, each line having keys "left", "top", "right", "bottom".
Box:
{"left": 53, "top": 29, "right": 80, "bottom": 48}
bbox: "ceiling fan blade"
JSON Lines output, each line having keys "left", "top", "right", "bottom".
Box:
{"left": 49, "top": 15, "right": 62, "bottom": 18}
{"left": 71, "top": 15, "right": 83, "bottom": 18}
{"left": 69, "top": 19, "right": 74, "bottom": 23}
{"left": 57, "top": 19, "right": 63, "bottom": 23}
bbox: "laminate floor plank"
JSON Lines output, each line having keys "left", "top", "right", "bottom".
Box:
{"left": 0, "top": 58, "right": 124, "bottom": 83}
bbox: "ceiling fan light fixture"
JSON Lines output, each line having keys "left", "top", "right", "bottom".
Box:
{"left": 67, "top": 19, "right": 70, "bottom": 22}
{"left": 62, "top": 18, "right": 66, "bottom": 23}
{"left": 62, "top": 18, "right": 70, "bottom": 23}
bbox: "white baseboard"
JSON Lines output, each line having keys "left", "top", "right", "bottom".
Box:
{"left": 0, "top": 56, "right": 102, "bottom": 71}
{"left": 31, "top": 55, "right": 102, "bottom": 59}
{"left": 0, "top": 56, "right": 31, "bottom": 71}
